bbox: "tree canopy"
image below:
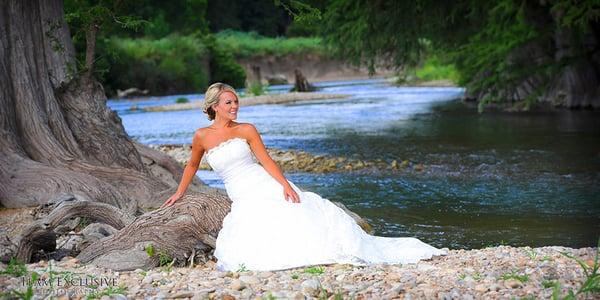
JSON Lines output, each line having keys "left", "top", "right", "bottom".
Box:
{"left": 319, "top": 0, "right": 600, "bottom": 110}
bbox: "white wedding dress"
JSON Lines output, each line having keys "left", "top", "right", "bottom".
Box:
{"left": 204, "top": 137, "right": 447, "bottom": 272}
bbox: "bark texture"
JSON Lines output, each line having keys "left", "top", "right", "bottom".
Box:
{"left": 464, "top": 1, "right": 600, "bottom": 109}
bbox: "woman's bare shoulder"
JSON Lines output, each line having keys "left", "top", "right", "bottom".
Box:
{"left": 192, "top": 127, "right": 211, "bottom": 143}
{"left": 235, "top": 122, "right": 257, "bottom": 131}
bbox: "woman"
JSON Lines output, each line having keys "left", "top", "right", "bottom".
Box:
{"left": 161, "top": 82, "right": 446, "bottom": 272}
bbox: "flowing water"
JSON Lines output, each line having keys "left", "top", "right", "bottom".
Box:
{"left": 108, "top": 79, "right": 600, "bottom": 249}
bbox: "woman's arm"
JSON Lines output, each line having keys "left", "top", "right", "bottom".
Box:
{"left": 161, "top": 130, "right": 205, "bottom": 208}
{"left": 243, "top": 124, "right": 301, "bottom": 203}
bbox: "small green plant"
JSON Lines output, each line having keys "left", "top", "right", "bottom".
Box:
{"left": 543, "top": 280, "right": 558, "bottom": 289}
{"left": 86, "top": 283, "right": 128, "bottom": 300}
{"left": 145, "top": 244, "right": 155, "bottom": 257}
{"left": 236, "top": 263, "right": 248, "bottom": 273}
{"left": 458, "top": 272, "right": 482, "bottom": 281}
{"left": 524, "top": 248, "right": 538, "bottom": 260}
{"left": 157, "top": 250, "right": 175, "bottom": 272}
{"left": 262, "top": 291, "right": 276, "bottom": 300}
{"left": 75, "top": 216, "right": 91, "bottom": 231}
{"left": 303, "top": 266, "right": 325, "bottom": 275}
{"left": 330, "top": 290, "right": 344, "bottom": 300}
{"left": 247, "top": 82, "right": 267, "bottom": 96}
{"left": 318, "top": 287, "right": 329, "bottom": 299}
{"left": 540, "top": 255, "right": 553, "bottom": 262}
{"left": 5, "top": 271, "right": 39, "bottom": 300}
{"left": 59, "top": 270, "right": 79, "bottom": 282}
{"left": 555, "top": 240, "right": 600, "bottom": 298}
{"left": 500, "top": 270, "right": 529, "bottom": 283}
{"left": 291, "top": 272, "right": 299, "bottom": 279}
{"left": 175, "top": 97, "right": 189, "bottom": 103}
{"left": 1, "top": 256, "right": 28, "bottom": 277}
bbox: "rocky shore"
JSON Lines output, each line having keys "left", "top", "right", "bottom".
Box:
{"left": 142, "top": 93, "right": 350, "bottom": 112}
{"left": 1, "top": 245, "right": 597, "bottom": 299}
{"left": 149, "top": 144, "right": 421, "bottom": 173}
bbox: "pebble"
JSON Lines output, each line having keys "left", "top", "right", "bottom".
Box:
{"left": 239, "top": 275, "right": 261, "bottom": 285}
{"left": 0, "top": 245, "right": 595, "bottom": 299}
{"left": 504, "top": 279, "right": 523, "bottom": 289}
{"left": 301, "top": 278, "right": 321, "bottom": 296}
{"left": 230, "top": 279, "right": 246, "bottom": 291}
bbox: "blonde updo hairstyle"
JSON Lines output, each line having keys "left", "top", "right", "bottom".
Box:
{"left": 203, "top": 82, "right": 239, "bottom": 120}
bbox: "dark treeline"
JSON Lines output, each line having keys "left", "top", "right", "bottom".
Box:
{"left": 320, "top": 0, "right": 600, "bottom": 110}
{"left": 64, "top": 0, "right": 599, "bottom": 110}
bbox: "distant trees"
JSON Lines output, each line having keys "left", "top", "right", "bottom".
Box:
{"left": 320, "top": 0, "right": 600, "bottom": 110}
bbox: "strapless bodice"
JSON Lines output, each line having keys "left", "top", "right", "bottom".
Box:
{"left": 205, "top": 137, "right": 258, "bottom": 184}
{"left": 204, "top": 137, "right": 285, "bottom": 201}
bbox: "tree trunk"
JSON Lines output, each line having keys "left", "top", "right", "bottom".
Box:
{"left": 0, "top": 0, "right": 200, "bottom": 210}
{"left": 465, "top": 1, "right": 600, "bottom": 110}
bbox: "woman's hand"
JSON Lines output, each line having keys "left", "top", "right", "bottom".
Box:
{"left": 161, "top": 192, "right": 183, "bottom": 208}
{"left": 283, "top": 184, "right": 301, "bottom": 203}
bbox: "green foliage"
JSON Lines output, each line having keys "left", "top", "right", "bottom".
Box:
{"left": 303, "top": 266, "right": 325, "bottom": 275}
{"left": 414, "top": 56, "right": 459, "bottom": 83}
{"left": 275, "top": 0, "right": 322, "bottom": 27}
{"left": 236, "top": 263, "right": 248, "bottom": 273}
{"left": 214, "top": 30, "right": 324, "bottom": 58}
{"left": 458, "top": 272, "right": 483, "bottom": 281}
{"left": 262, "top": 291, "right": 277, "bottom": 300}
{"left": 247, "top": 82, "right": 268, "bottom": 96}
{"left": 3, "top": 271, "right": 39, "bottom": 300}
{"left": 75, "top": 216, "right": 91, "bottom": 231}
{"left": 176, "top": 97, "right": 190, "bottom": 103}
{"left": 143, "top": 12, "right": 171, "bottom": 38}
{"left": 86, "top": 284, "right": 128, "bottom": 299}
{"left": 145, "top": 244, "right": 155, "bottom": 257}
{"left": 104, "top": 34, "right": 210, "bottom": 96}
{"left": 205, "top": 34, "right": 247, "bottom": 88}
{"left": 157, "top": 251, "right": 174, "bottom": 267}
{"left": 543, "top": 280, "right": 558, "bottom": 288}
{"left": 207, "top": 0, "right": 291, "bottom": 37}
{"left": 500, "top": 270, "right": 529, "bottom": 283}
{"left": 1, "top": 257, "right": 28, "bottom": 277}
{"left": 319, "top": 0, "right": 599, "bottom": 110}
{"left": 558, "top": 240, "right": 600, "bottom": 296}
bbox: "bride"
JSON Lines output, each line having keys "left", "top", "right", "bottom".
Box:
{"left": 161, "top": 82, "right": 447, "bottom": 272}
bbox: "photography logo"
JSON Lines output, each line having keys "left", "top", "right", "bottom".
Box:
{"left": 19, "top": 273, "right": 119, "bottom": 296}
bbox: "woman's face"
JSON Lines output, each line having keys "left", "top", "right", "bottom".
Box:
{"left": 213, "top": 91, "right": 239, "bottom": 120}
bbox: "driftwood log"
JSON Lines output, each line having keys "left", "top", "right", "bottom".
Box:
{"left": 291, "top": 69, "right": 316, "bottom": 92}
{"left": 14, "top": 191, "right": 373, "bottom": 271}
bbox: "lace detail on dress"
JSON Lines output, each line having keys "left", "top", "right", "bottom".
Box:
{"left": 205, "top": 137, "right": 247, "bottom": 158}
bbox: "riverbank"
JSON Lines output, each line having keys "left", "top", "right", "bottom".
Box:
{"left": 141, "top": 92, "right": 350, "bottom": 112}
{"left": 149, "top": 144, "right": 423, "bottom": 173}
{"left": 1, "top": 245, "right": 596, "bottom": 299}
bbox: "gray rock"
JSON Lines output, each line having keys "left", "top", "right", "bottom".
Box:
{"left": 301, "top": 278, "right": 321, "bottom": 296}
{"left": 170, "top": 291, "right": 194, "bottom": 298}
{"left": 230, "top": 279, "right": 246, "bottom": 291}
{"left": 239, "top": 275, "right": 261, "bottom": 285}
{"left": 504, "top": 279, "right": 523, "bottom": 289}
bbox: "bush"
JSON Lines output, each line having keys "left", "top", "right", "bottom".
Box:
{"left": 214, "top": 29, "right": 324, "bottom": 58}
{"left": 104, "top": 34, "right": 209, "bottom": 96}
{"left": 204, "top": 35, "right": 247, "bottom": 88}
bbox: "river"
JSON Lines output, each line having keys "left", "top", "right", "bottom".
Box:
{"left": 108, "top": 78, "right": 600, "bottom": 249}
